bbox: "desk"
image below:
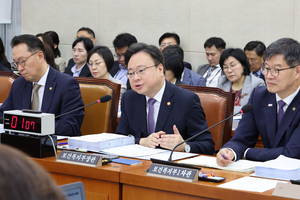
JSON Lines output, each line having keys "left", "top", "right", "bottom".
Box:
{"left": 120, "top": 165, "right": 287, "bottom": 200}
{"left": 32, "top": 154, "right": 151, "bottom": 200}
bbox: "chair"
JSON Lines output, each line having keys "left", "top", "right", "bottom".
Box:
{"left": 178, "top": 85, "right": 234, "bottom": 151}
{"left": 0, "top": 71, "right": 20, "bottom": 103}
{"left": 75, "top": 77, "right": 121, "bottom": 135}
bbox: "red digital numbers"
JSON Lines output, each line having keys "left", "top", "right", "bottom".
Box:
{"left": 10, "top": 115, "right": 35, "bottom": 130}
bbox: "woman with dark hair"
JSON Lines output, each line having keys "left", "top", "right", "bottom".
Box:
{"left": 0, "top": 37, "right": 11, "bottom": 70}
{"left": 0, "top": 144, "right": 66, "bottom": 200}
{"left": 87, "top": 46, "right": 126, "bottom": 98}
{"left": 217, "top": 48, "right": 265, "bottom": 113}
{"left": 45, "top": 31, "right": 66, "bottom": 72}
{"left": 64, "top": 37, "right": 94, "bottom": 77}
{"left": 162, "top": 50, "right": 186, "bottom": 85}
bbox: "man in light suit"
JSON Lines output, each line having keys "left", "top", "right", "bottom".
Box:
{"left": 197, "top": 37, "right": 226, "bottom": 87}
{"left": 0, "top": 34, "right": 84, "bottom": 136}
{"left": 116, "top": 43, "right": 214, "bottom": 154}
{"left": 217, "top": 38, "right": 300, "bottom": 164}
{"left": 244, "top": 41, "right": 266, "bottom": 82}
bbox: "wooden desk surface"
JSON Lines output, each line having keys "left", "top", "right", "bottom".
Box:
{"left": 120, "top": 164, "right": 288, "bottom": 200}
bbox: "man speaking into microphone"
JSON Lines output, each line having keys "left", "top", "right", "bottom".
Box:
{"left": 0, "top": 34, "right": 84, "bottom": 136}
{"left": 116, "top": 43, "right": 214, "bottom": 155}
{"left": 217, "top": 38, "right": 300, "bottom": 165}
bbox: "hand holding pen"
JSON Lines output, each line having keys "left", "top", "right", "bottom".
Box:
{"left": 216, "top": 149, "right": 234, "bottom": 167}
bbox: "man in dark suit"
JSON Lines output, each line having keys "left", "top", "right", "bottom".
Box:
{"left": 0, "top": 63, "right": 12, "bottom": 71}
{"left": 0, "top": 34, "right": 84, "bottom": 136}
{"left": 244, "top": 41, "right": 266, "bottom": 82}
{"left": 116, "top": 43, "right": 214, "bottom": 154}
{"left": 217, "top": 38, "right": 300, "bottom": 164}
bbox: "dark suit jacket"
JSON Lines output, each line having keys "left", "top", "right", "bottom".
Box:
{"left": 0, "top": 67, "right": 84, "bottom": 136}
{"left": 0, "top": 63, "right": 12, "bottom": 72}
{"left": 64, "top": 62, "right": 92, "bottom": 77}
{"left": 184, "top": 61, "right": 192, "bottom": 70}
{"left": 223, "top": 86, "right": 300, "bottom": 161}
{"left": 116, "top": 81, "right": 215, "bottom": 154}
{"left": 110, "top": 60, "right": 120, "bottom": 77}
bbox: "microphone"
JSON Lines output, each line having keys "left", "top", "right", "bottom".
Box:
{"left": 55, "top": 95, "right": 112, "bottom": 119}
{"left": 166, "top": 104, "right": 253, "bottom": 162}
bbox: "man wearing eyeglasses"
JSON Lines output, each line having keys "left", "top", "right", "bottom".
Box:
{"left": 217, "top": 38, "right": 300, "bottom": 164}
{"left": 116, "top": 43, "right": 214, "bottom": 154}
{"left": 109, "top": 33, "right": 137, "bottom": 89}
{"left": 0, "top": 34, "right": 84, "bottom": 136}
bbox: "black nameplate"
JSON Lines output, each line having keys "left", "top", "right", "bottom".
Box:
{"left": 147, "top": 163, "right": 199, "bottom": 183}
{"left": 57, "top": 150, "right": 102, "bottom": 167}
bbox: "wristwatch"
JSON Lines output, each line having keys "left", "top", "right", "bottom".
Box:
{"left": 184, "top": 143, "right": 191, "bottom": 153}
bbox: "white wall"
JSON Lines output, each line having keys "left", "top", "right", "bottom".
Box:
{"left": 21, "top": 0, "right": 300, "bottom": 71}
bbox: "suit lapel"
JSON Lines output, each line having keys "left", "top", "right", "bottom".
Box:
{"left": 273, "top": 91, "right": 300, "bottom": 147}
{"left": 155, "top": 82, "right": 174, "bottom": 132}
{"left": 22, "top": 81, "right": 32, "bottom": 109}
{"left": 41, "top": 67, "right": 57, "bottom": 112}
{"left": 263, "top": 92, "right": 277, "bottom": 146}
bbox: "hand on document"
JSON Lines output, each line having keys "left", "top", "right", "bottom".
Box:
{"left": 140, "top": 125, "right": 185, "bottom": 151}
{"left": 216, "top": 149, "right": 235, "bottom": 167}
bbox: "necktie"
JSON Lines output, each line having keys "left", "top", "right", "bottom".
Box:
{"left": 253, "top": 72, "right": 259, "bottom": 78}
{"left": 204, "top": 66, "right": 216, "bottom": 80}
{"left": 31, "top": 84, "right": 41, "bottom": 110}
{"left": 148, "top": 98, "right": 156, "bottom": 134}
{"left": 277, "top": 100, "right": 286, "bottom": 126}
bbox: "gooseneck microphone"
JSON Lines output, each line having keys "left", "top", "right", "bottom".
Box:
{"left": 55, "top": 95, "right": 112, "bottom": 119}
{"left": 167, "top": 104, "right": 253, "bottom": 161}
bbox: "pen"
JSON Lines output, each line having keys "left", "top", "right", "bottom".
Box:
{"left": 222, "top": 154, "right": 227, "bottom": 160}
{"left": 58, "top": 142, "right": 68, "bottom": 145}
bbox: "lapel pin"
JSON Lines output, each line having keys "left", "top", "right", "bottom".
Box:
{"left": 293, "top": 107, "right": 296, "bottom": 111}
{"left": 268, "top": 104, "right": 272, "bottom": 107}
{"left": 167, "top": 102, "right": 171, "bottom": 106}
{"left": 49, "top": 87, "right": 52, "bottom": 90}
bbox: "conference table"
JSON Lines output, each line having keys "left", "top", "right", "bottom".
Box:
{"left": 33, "top": 152, "right": 289, "bottom": 200}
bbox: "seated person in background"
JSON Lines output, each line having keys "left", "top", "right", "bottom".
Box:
{"left": 0, "top": 63, "right": 12, "bottom": 72}
{"left": 216, "top": 38, "right": 300, "bottom": 164}
{"left": 244, "top": 40, "right": 266, "bottom": 81}
{"left": 64, "top": 37, "right": 94, "bottom": 77}
{"left": 0, "top": 34, "right": 84, "bottom": 136}
{"left": 45, "top": 31, "right": 67, "bottom": 72}
{"left": 116, "top": 43, "right": 214, "bottom": 154}
{"left": 87, "top": 46, "right": 127, "bottom": 98}
{"left": 217, "top": 48, "right": 265, "bottom": 113}
{"left": 159, "top": 32, "right": 192, "bottom": 70}
{"left": 0, "top": 144, "right": 66, "bottom": 200}
{"left": 162, "top": 49, "right": 186, "bottom": 85}
{"left": 0, "top": 37, "right": 11, "bottom": 70}
{"left": 163, "top": 45, "right": 206, "bottom": 86}
{"left": 197, "top": 37, "right": 226, "bottom": 87}
{"left": 67, "top": 27, "right": 96, "bottom": 68}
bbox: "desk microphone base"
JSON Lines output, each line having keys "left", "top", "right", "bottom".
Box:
{"left": 0, "top": 132, "right": 57, "bottom": 158}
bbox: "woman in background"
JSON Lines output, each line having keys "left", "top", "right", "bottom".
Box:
{"left": 0, "top": 37, "right": 11, "bottom": 70}
{"left": 87, "top": 46, "right": 126, "bottom": 98}
{"left": 45, "top": 31, "right": 67, "bottom": 72}
{"left": 217, "top": 48, "right": 265, "bottom": 113}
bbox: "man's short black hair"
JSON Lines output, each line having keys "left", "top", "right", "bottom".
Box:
{"left": 113, "top": 33, "right": 137, "bottom": 49}
{"left": 77, "top": 27, "right": 95, "bottom": 39}
{"left": 204, "top": 37, "right": 226, "bottom": 50}
{"left": 244, "top": 41, "right": 266, "bottom": 57}
{"left": 159, "top": 32, "right": 180, "bottom": 45}
{"left": 11, "top": 34, "right": 45, "bottom": 58}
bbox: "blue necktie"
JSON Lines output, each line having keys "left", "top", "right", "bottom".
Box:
{"left": 277, "top": 100, "right": 286, "bottom": 126}
{"left": 148, "top": 98, "right": 156, "bottom": 134}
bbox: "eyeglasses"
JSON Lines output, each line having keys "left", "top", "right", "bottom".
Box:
{"left": 11, "top": 51, "right": 39, "bottom": 69}
{"left": 160, "top": 42, "right": 174, "bottom": 48}
{"left": 114, "top": 53, "right": 125, "bottom": 59}
{"left": 126, "top": 65, "right": 156, "bottom": 79}
{"left": 223, "top": 62, "right": 240, "bottom": 72}
{"left": 262, "top": 63, "right": 298, "bottom": 77}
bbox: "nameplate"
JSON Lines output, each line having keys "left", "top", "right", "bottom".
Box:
{"left": 147, "top": 163, "right": 199, "bottom": 183}
{"left": 57, "top": 150, "right": 102, "bottom": 167}
{"left": 273, "top": 182, "right": 300, "bottom": 199}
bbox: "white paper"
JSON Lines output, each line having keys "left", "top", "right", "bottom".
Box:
{"left": 217, "top": 177, "right": 288, "bottom": 193}
{"left": 57, "top": 136, "right": 69, "bottom": 140}
{"left": 0, "top": 124, "right": 3, "bottom": 133}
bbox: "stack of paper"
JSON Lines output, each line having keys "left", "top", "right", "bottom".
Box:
{"left": 255, "top": 155, "right": 300, "bottom": 180}
{"left": 178, "top": 155, "right": 262, "bottom": 173}
{"left": 68, "top": 133, "right": 134, "bottom": 152}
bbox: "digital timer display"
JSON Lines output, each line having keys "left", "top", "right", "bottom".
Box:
{"left": 3, "top": 114, "right": 42, "bottom": 133}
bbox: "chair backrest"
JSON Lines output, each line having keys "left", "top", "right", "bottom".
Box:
{"left": 178, "top": 85, "right": 234, "bottom": 151}
{"left": 75, "top": 77, "right": 120, "bottom": 135}
{"left": 0, "top": 71, "right": 20, "bottom": 103}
